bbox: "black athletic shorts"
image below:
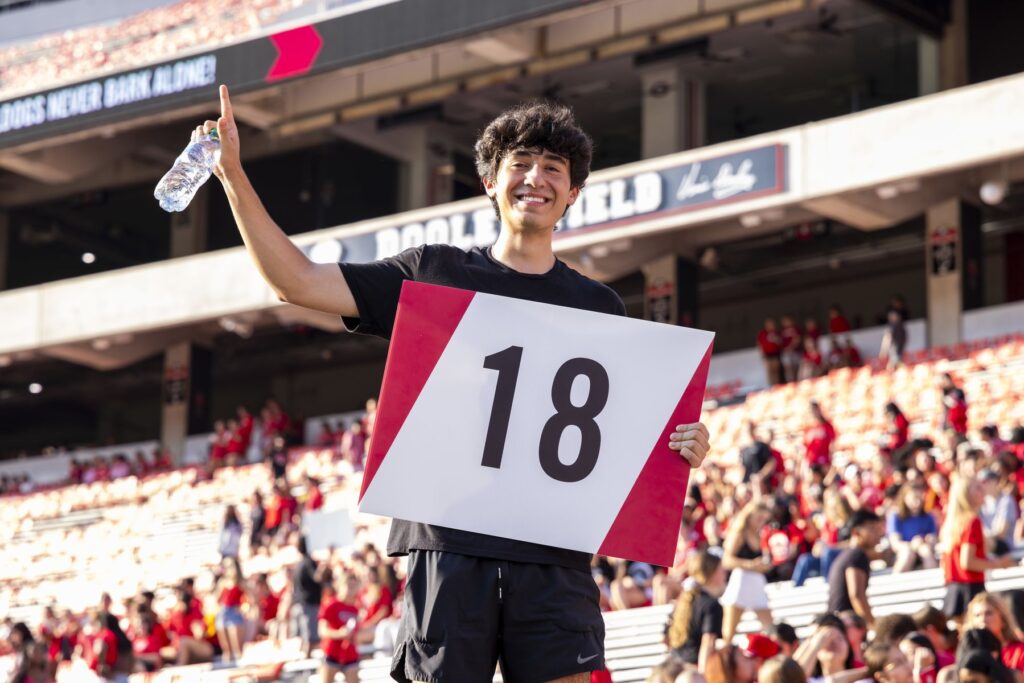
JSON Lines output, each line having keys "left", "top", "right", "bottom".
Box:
{"left": 944, "top": 581, "right": 986, "bottom": 618}
{"left": 390, "top": 550, "right": 605, "bottom": 683}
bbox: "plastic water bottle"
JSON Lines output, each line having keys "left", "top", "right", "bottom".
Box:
{"left": 154, "top": 129, "right": 221, "bottom": 212}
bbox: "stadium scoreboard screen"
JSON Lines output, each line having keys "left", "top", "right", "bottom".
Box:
{"left": 0, "top": 0, "right": 597, "bottom": 149}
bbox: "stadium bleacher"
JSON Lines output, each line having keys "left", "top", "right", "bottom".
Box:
{"left": 1, "top": 333, "right": 1023, "bottom": 682}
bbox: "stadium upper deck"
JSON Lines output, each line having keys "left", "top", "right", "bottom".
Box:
{"left": 1, "top": 0, "right": 1024, "bottom": 459}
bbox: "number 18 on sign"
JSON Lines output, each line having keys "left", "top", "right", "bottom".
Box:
{"left": 357, "top": 281, "right": 714, "bottom": 566}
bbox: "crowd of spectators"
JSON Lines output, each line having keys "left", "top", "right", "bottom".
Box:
{"left": 0, "top": 0, "right": 317, "bottom": 99}
{"left": 1, "top": 397, "right": 387, "bottom": 683}
{"left": 757, "top": 298, "right": 910, "bottom": 386}
{"left": 641, "top": 363, "right": 1024, "bottom": 683}
{"left": 2, "top": 334, "right": 1023, "bottom": 683}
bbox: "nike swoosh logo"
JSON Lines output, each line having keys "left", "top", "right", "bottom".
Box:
{"left": 577, "top": 653, "right": 600, "bottom": 665}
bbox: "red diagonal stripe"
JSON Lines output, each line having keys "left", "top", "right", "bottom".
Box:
{"left": 597, "top": 342, "right": 714, "bottom": 566}
{"left": 266, "top": 25, "right": 323, "bottom": 82}
{"left": 359, "top": 282, "right": 475, "bottom": 502}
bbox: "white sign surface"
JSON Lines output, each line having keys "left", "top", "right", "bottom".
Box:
{"left": 358, "top": 281, "right": 713, "bottom": 565}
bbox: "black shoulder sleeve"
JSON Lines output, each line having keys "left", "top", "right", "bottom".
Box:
{"left": 337, "top": 246, "right": 425, "bottom": 339}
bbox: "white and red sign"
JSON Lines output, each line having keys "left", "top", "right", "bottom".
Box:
{"left": 357, "top": 281, "right": 714, "bottom": 566}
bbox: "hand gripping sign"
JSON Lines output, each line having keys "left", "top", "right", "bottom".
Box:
{"left": 358, "top": 281, "right": 714, "bottom": 566}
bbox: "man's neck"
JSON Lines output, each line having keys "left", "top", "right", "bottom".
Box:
{"left": 490, "top": 228, "right": 556, "bottom": 274}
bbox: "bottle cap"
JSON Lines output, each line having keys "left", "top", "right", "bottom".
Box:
{"left": 208, "top": 129, "right": 220, "bottom": 140}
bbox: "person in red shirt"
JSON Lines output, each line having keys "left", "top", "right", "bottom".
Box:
{"left": 304, "top": 476, "right": 324, "bottom": 512}
{"left": 883, "top": 403, "right": 910, "bottom": 455}
{"left": 236, "top": 405, "right": 255, "bottom": 453}
{"left": 318, "top": 575, "right": 361, "bottom": 683}
{"left": 779, "top": 316, "right": 803, "bottom": 383}
{"left": 965, "top": 592, "right": 1024, "bottom": 672}
{"left": 828, "top": 305, "right": 851, "bottom": 335}
{"left": 252, "top": 573, "right": 280, "bottom": 637}
{"left": 80, "top": 610, "right": 119, "bottom": 678}
{"left": 841, "top": 337, "right": 863, "bottom": 367}
{"left": 161, "top": 589, "right": 213, "bottom": 665}
{"left": 130, "top": 609, "right": 168, "bottom": 673}
{"left": 215, "top": 558, "right": 249, "bottom": 662}
{"left": 225, "top": 419, "right": 246, "bottom": 467}
{"left": 355, "top": 568, "right": 394, "bottom": 645}
{"left": 264, "top": 479, "right": 298, "bottom": 542}
{"left": 209, "top": 421, "right": 229, "bottom": 469}
{"left": 804, "top": 402, "right": 836, "bottom": 470}
{"left": 804, "top": 318, "right": 823, "bottom": 343}
{"left": 941, "top": 476, "right": 1015, "bottom": 622}
{"left": 798, "top": 336, "right": 824, "bottom": 381}
{"left": 941, "top": 373, "right": 969, "bottom": 436}
{"left": 757, "top": 318, "right": 783, "bottom": 386}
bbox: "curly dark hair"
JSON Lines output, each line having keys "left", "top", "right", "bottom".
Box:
{"left": 474, "top": 101, "right": 592, "bottom": 216}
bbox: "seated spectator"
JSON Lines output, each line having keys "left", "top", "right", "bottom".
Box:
{"left": 804, "top": 319, "right": 823, "bottom": 343}
{"left": 130, "top": 609, "right": 168, "bottom": 673}
{"left": 940, "top": 373, "right": 969, "bottom": 436}
{"left": 209, "top": 420, "right": 229, "bottom": 468}
{"left": 770, "top": 623, "right": 800, "bottom": 658}
{"left": 7, "top": 623, "right": 50, "bottom": 683}
{"left": 913, "top": 605, "right": 957, "bottom": 669}
{"left": 706, "top": 634, "right": 779, "bottom": 683}
{"left": 965, "top": 593, "right": 1024, "bottom": 672}
{"left": 756, "top": 655, "right": 806, "bottom": 683}
{"left": 887, "top": 483, "right": 938, "bottom": 573}
{"left": 160, "top": 589, "right": 213, "bottom": 666}
{"left": 841, "top": 336, "right": 863, "bottom": 368}
{"left": 792, "top": 614, "right": 856, "bottom": 681}
{"left": 863, "top": 640, "right": 914, "bottom": 683}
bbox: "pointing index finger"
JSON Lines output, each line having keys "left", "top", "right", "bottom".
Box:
{"left": 219, "top": 84, "right": 233, "bottom": 119}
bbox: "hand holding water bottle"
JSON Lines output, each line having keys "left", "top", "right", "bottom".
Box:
{"left": 154, "top": 85, "right": 241, "bottom": 212}
{"left": 196, "top": 85, "right": 240, "bottom": 181}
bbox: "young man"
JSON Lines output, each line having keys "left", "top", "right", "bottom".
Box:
{"left": 826, "top": 509, "right": 885, "bottom": 630}
{"left": 200, "top": 85, "right": 711, "bottom": 682}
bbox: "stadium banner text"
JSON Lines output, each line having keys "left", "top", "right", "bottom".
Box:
{"left": 304, "top": 144, "right": 788, "bottom": 263}
{"left": 0, "top": 0, "right": 599, "bottom": 149}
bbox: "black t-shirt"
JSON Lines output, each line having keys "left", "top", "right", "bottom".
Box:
{"left": 826, "top": 547, "right": 870, "bottom": 613}
{"left": 291, "top": 555, "right": 322, "bottom": 607}
{"left": 339, "top": 244, "right": 626, "bottom": 572}
{"left": 740, "top": 441, "right": 772, "bottom": 482}
{"left": 675, "top": 590, "right": 723, "bottom": 664}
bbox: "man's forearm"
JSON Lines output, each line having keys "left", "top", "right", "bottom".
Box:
{"left": 221, "top": 167, "right": 313, "bottom": 302}
{"left": 852, "top": 596, "right": 874, "bottom": 626}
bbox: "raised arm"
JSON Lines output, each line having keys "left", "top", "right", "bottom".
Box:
{"left": 206, "top": 85, "right": 357, "bottom": 317}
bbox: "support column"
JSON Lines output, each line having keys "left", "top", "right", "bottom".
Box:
{"left": 640, "top": 61, "right": 706, "bottom": 159}
{"left": 161, "top": 343, "right": 212, "bottom": 464}
{"left": 160, "top": 191, "right": 211, "bottom": 464}
{"left": 169, "top": 188, "right": 208, "bottom": 258}
{"left": 918, "top": 35, "right": 941, "bottom": 95}
{"left": 0, "top": 211, "right": 8, "bottom": 290}
{"left": 925, "top": 198, "right": 982, "bottom": 347}
{"left": 939, "top": 0, "right": 968, "bottom": 90}
{"left": 398, "top": 125, "right": 455, "bottom": 211}
{"left": 641, "top": 254, "right": 699, "bottom": 327}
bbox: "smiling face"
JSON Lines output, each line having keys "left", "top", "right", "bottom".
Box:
{"left": 484, "top": 147, "right": 578, "bottom": 235}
